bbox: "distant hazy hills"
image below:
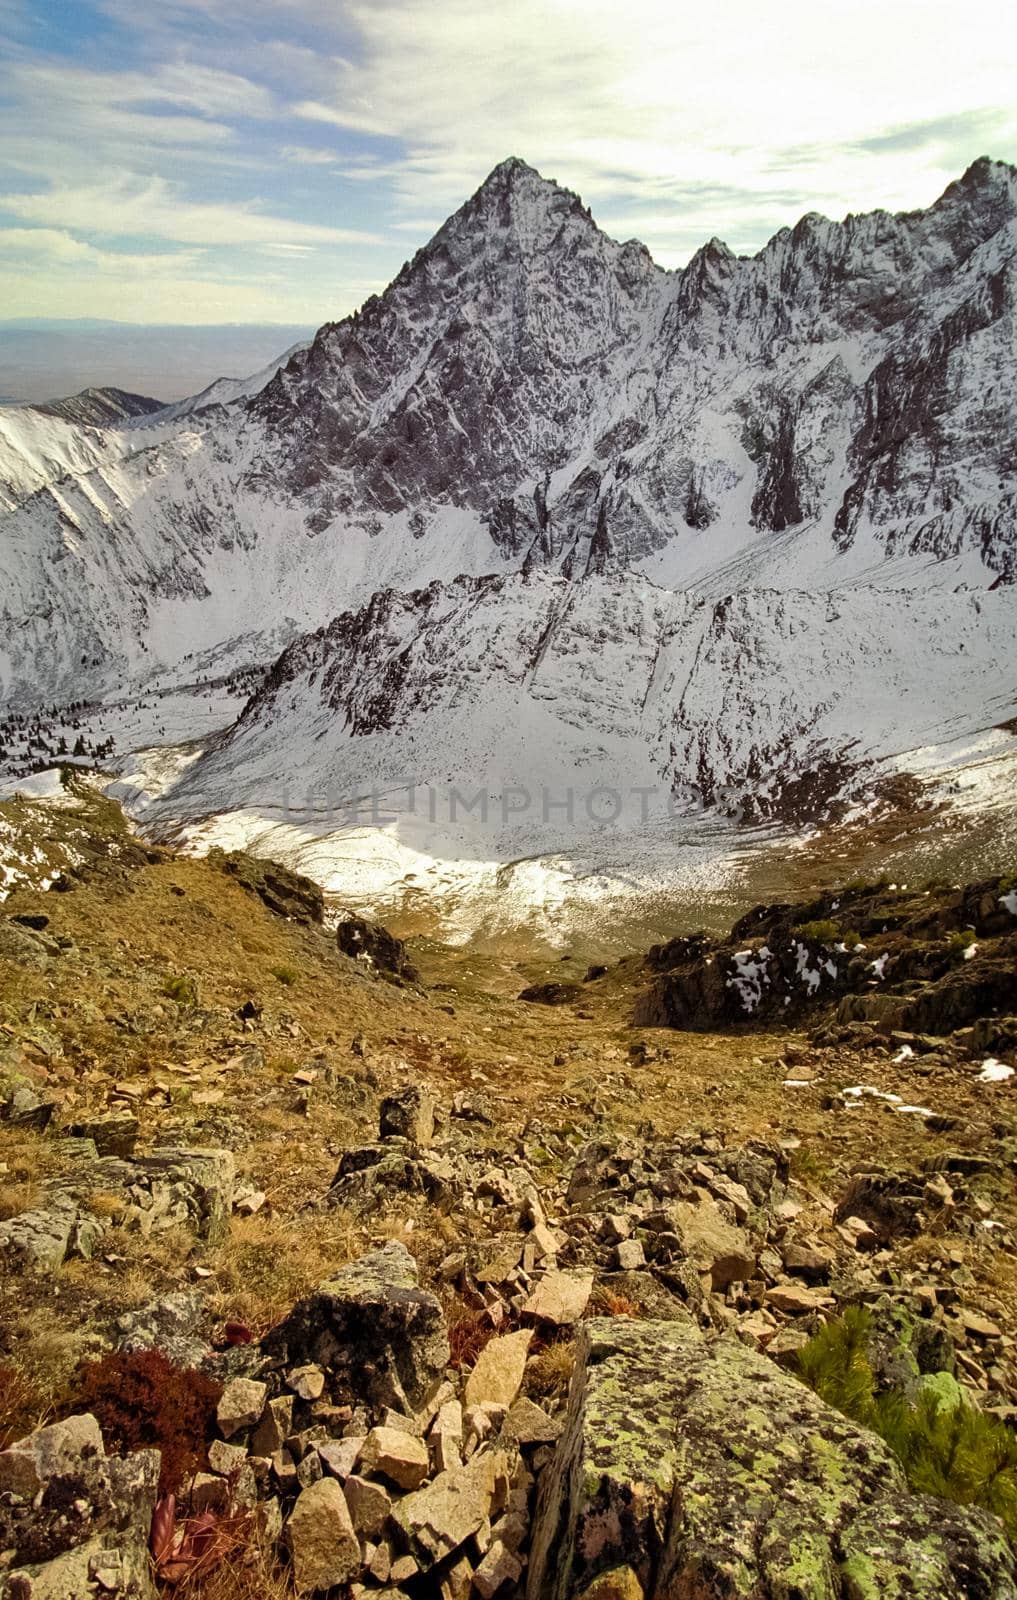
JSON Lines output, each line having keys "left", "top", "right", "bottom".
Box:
{"left": 0, "top": 319, "right": 316, "bottom": 405}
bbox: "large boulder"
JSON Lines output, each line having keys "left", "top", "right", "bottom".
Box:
{"left": 635, "top": 876, "right": 1017, "bottom": 1036}
{"left": 0, "top": 1414, "right": 159, "bottom": 1598}
{"left": 262, "top": 1240, "right": 449, "bottom": 1412}
{"left": 212, "top": 848, "right": 324, "bottom": 924}
{"left": 527, "top": 1319, "right": 1017, "bottom": 1600}
{"left": 0, "top": 1147, "right": 235, "bottom": 1274}
{"left": 0, "top": 1195, "right": 80, "bottom": 1271}
{"left": 336, "top": 914, "right": 418, "bottom": 980}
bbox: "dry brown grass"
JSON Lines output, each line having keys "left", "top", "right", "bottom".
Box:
{"left": 205, "top": 1209, "right": 364, "bottom": 1334}
{"left": 57, "top": 1222, "right": 198, "bottom": 1318}
{"left": 442, "top": 1293, "right": 499, "bottom": 1372}
{"left": 164, "top": 1527, "right": 294, "bottom": 1600}
{"left": 0, "top": 1124, "right": 62, "bottom": 1189}
{"left": 524, "top": 1337, "right": 576, "bottom": 1401}
{"left": 0, "top": 1358, "right": 53, "bottom": 1449}
{"left": 83, "top": 1189, "right": 128, "bottom": 1219}
{"left": 0, "top": 1316, "right": 90, "bottom": 1444}
{"left": 0, "top": 1179, "right": 41, "bottom": 1221}
{"left": 588, "top": 1285, "right": 641, "bottom": 1317}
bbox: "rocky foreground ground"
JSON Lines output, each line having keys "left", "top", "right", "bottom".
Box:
{"left": 1, "top": 775, "right": 1016, "bottom": 1598}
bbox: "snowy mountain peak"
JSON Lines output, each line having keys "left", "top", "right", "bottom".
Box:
{"left": 0, "top": 157, "right": 1015, "bottom": 765}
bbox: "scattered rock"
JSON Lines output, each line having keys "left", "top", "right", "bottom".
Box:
{"left": 503, "top": 1398, "right": 562, "bottom": 1447}
{"left": 217, "top": 1378, "right": 268, "bottom": 1438}
{"left": 288, "top": 1364, "right": 326, "bottom": 1402}
{"left": 392, "top": 1450, "right": 507, "bottom": 1570}
{"left": 263, "top": 1240, "right": 450, "bottom": 1412}
{"left": 473, "top": 1537, "right": 523, "bottom": 1598}
{"left": 523, "top": 1270, "right": 594, "bottom": 1326}
{"left": 517, "top": 982, "right": 582, "bottom": 1006}
{"left": 464, "top": 1330, "right": 533, "bottom": 1410}
{"left": 213, "top": 849, "right": 324, "bottom": 924}
{"left": 670, "top": 1199, "right": 755, "bottom": 1289}
{"left": 343, "top": 1473, "right": 392, "bottom": 1537}
{"left": 357, "top": 1426, "right": 430, "bottom": 1490}
{"left": 764, "top": 1283, "right": 834, "bottom": 1315}
{"left": 285, "top": 1477, "right": 360, "bottom": 1594}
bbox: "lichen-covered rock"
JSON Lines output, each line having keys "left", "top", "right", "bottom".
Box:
{"left": 1, "top": 1080, "right": 57, "bottom": 1130}
{"left": 262, "top": 1239, "right": 449, "bottom": 1411}
{"left": 0, "top": 1414, "right": 159, "bottom": 1596}
{"left": 838, "top": 1497, "right": 1017, "bottom": 1598}
{"left": 636, "top": 877, "right": 1017, "bottom": 1036}
{"left": 0, "top": 1147, "right": 236, "bottom": 1272}
{"left": 64, "top": 1112, "right": 139, "bottom": 1157}
{"left": 379, "top": 1085, "right": 435, "bottom": 1146}
{"left": 0, "top": 1415, "right": 105, "bottom": 1500}
{"left": 527, "top": 1318, "right": 1017, "bottom": 1600}
{"left": 577, "top": 1570, "right": 645, "bottom": 1600}
{"left": 114, "top": 1290, "right": 214, "bottom": 1371}
{"left": 3, "top": 1533, "right": 155, "bottom": 1600}
{"left": 0, "top": 920, "right": 54, "bottom": 969}
{"left": 0, "top": 1194, "right": 79, "bottom": 1270}
{"left": 326, "top": 1140, "right": 459, "bottom": 1215}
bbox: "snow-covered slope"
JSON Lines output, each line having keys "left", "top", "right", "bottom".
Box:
{"left": 117, "top": 567, "right": 1014, "bottom": 944}
{"left": 0, "top": 401, "right": 146, "bottom": 512}
{"left": 1, "top": 156, "right": 1015, "bottom": 918}
{"left": 1, "top": 157, "right": 1015, "bottom": 714}
{"left": 0, "top": 346, "right": 305, "bottom": 516}
{"left": 152, "top": 571, "right": 1017, "bottom": 831}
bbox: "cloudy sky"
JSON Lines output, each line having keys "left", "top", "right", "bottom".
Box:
{"left": 1, "top": 0, "right": 1015, "bottom": 329}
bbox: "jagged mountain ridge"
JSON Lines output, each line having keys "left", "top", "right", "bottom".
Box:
{"left": 254, "top": 155, "right": 1017, "bottom": 581}
{"left": 1, "top": 156, "right": 1015, "bottom": 712}
{"left": 33, "top": 386, "right": 166, "bottom": 428}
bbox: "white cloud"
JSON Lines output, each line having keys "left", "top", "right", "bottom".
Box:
{"left": 1, "top": 174, "right": 383, "bottom": 247}
{"left": 280, "top": 144, "right": 340, "bottom": 165}
{"left": 0, "top": 239, "right": 388, "bottom": 322}
{"left": 1, "top": 0, "right": 1014, "bottom": 325}
{"left": 296, "top": 0, "right": 1017, "bottom": 261}
{"left": 0, "top": 226, "right": 195, "bottom": 272}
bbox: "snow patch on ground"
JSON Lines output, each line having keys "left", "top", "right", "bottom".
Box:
{"left": 979, "top": 1059, "right": 1015, "bottom": 1083}
{"left": 0, "top": 768, "right": 80, "bottom": 805}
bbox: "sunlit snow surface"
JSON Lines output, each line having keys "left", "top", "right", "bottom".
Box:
{"left": 114, "top": 737, "right": 776, "bottom": 948}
